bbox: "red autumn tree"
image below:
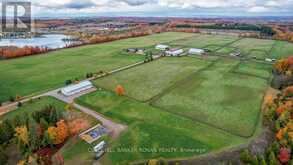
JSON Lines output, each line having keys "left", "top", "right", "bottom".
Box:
{"left": 116, "top": 85, "right": 125, "bottom": 96}
{"left": 278, "top": 148, "right": 291, "bottom": 164}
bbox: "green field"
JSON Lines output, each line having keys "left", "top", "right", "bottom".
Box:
{"left": 152, "top": 58, "right": 267, "bottom": 137}
{"left": 271, "top": 41, "right": 293, "bottom": 59}
{"left": 0, "top": 32, "right": 194, "bottom": 103}
{"left": 233, "top": 61, "right": 272, "bottom": 79}
{"left": 169, "top": 34, "right": 239, "bottom": 50}
{"left": 1, "top": 97, "right": 66, "bottom": 120}
{"left": 224, "top": 38, "right": 275, "bottom": 59}
{"left": 94, "top": 57, "right": 213, "bottom": 101}
{"left": 77, "top": 89, "right": 248, "bottom": 164}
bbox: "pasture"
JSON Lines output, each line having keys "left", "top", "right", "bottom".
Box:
{"left": 94, "top": 57, "right": 212, "bottom": 101}
{"left": 0, "top": 32, "right": 193, "bottom": 103}
{"left": 152, "top": 58, "right": 268, "bottom": 137}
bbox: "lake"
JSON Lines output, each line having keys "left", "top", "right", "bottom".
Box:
{"left": 0, "top": 34, "right": 76, "bottom": 49}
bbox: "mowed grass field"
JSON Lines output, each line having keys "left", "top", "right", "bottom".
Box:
{"left": 0, "top": 32, "right": 194, "bottom": 103}
{"left": 94, "top": 57, "right": 213, "bottom": 101}
{"left": 219, "top": 38, "right": 275, "bottom": 59}
{"left": 152, "top": 58, "right": 268, "bottom": 137}
{"left": 169, "top": 34, "right": 239, "bottom": 51}
{"left": 76, "top": 89, "right": 248, "bottom": 164}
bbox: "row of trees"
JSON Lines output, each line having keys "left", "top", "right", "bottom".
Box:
{"left": 0, "top": 46, "right": 50, "bottom": 59}
{"left": 273, "top": 26, "right": 293, "bottom": 43}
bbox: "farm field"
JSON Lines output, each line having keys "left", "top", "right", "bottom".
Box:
{"left": 233, "top": 61, "right": 272, "bottom": 79}
{"left": 152, "top": 58, "right": 268, "bottom": 137}
{"left": 222, "top": 38, "right": 275, "bottom": 59}
{"left": 270, "top": 41, "right": 293, "bottom": 59}
{"left": 0, "top": 32, "right": 193, "bottom": 103}
{"left": 169, "top": 34, "right": 239, "bottom": 50}
{"left": 76, "top": 89, "right": 248, "bottom": 164}
{"left": 3, "top": 32, "right": 293, "bottom": 164}
{"left": 94, "top": 57, "right": 213, "bottom": 101}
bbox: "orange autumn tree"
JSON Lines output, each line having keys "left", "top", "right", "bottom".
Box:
{"left": 55, "top": 120, "right": 69, "bottom": 144}
{"left": 116, "top": 85, "right": 125, "bottom": 96}
{"left": 48, "top": 120, "right": 69, "bottom": 145}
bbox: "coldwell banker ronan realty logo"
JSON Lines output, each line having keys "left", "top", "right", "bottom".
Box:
{"left": 1, "top": 1, "right": 31, "bottom": 32}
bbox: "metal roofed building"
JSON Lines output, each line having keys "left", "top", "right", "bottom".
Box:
{"left": 155, "top": 44, "right": 169, "bottom": 50}
{"left": 61, "top": 80, "right": 94, "bottom": 96}
{"left": 188, "top": 48, "right": 205, "bottom": 55}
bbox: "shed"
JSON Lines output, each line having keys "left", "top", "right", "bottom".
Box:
{"left": 155, "top": 44, "right": 169, "bottom": 50}
{"left": 166, "top": 49, "right": 184, "bottom": 56}
{"left": 189, "top": 48, "right": 205, "bottom": 55}
{"left": 61, "top": 80, "right": 93, "bottom": 96}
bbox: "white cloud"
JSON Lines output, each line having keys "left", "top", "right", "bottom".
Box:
{"left": 29, "top": 0, "right": 293, "bottom": 16}
{"left": 248, "top": 6, "right": 269, "bottom": 12}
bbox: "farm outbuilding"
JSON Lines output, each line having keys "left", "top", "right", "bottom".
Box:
{"left": 165, "top": 49, "right": 184, "bottom": 56}
{"left": 155, "top": 44, "right": 169, "bottom": 51}
{"left": 61, "top": 80, "right": 94, "bottom": 96}
{"left": 188, "top": 48, "right": 205, "bottom": 55}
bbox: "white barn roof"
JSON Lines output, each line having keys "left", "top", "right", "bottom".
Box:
{"left": 189, "top": 48, "right": 204, "bottom": 55}
{"left": 166, "top": 49, "right": 184, "bottom": 56}
{"left": 61, "top": 80, "right": 93, "bottom": 96}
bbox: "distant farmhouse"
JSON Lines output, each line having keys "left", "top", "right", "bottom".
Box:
{"left": 155, "top": 44, "right": 169, "bottom": 51}
{"left": 165, "top": 49, "right": 184, "bottom": 56}
{"left": 188, "top": 48, "right": 205, "bottom": 55}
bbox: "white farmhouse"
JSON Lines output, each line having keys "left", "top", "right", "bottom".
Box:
{"left": 155, "top": 44, "right": 169, "bottom": 51}
{"left": 165, "top": 49, "right": 184, "bottom": 56}
{"left": 61, "top": 80, "right": 94, "bottom": 96}
{"left": 188, "top": 48, "right": 205, "bottom": 55}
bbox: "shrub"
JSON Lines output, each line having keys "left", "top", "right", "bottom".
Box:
{"left": 65, "top": 80, "right": 72, "bottom": 85}
{"left": 86, "top": 73, "right": 94, "bottom": 78}
{"left": 9, "top": 96, "right": 15, "bottom": 102}
{"left": 240, "top": 149, "right": 254, "bottom": 164}
{"left": 17, "top": 102, "right": 22, "bottom": 107}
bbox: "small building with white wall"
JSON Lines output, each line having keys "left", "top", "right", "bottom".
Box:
{"left": 165, "top": 49, "right": 184, "bottom": 56}
{"left": 155, "top": 44, "right": 169, "bottom": 51}
{"left": 188, "top": 48, "right": 205, "bottom": 55}
{"left": 61, "top": 80, "right": 94, "bottom": 96}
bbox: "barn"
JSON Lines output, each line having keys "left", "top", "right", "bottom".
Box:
{"left": 188, "top": 48, "right": 205, "bottom": 55}
{"left": 165, "top": 49, "right": 184, "bottom": 56}
{"left": 61, "top": 80, "right": 94, "bottom": 96}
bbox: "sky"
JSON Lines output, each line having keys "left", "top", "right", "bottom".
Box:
{"left": 3, "top": 0, "right": 293, "bottom": 17}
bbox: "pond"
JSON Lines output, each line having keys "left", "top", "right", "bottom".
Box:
{"left": 0, "top": 34, "right": 78, "bottom": 49}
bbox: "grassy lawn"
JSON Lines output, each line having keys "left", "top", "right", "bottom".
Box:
{"left": 233, "top": 61, "right": 272, "bottom": 79}
{"left": 152, "top": 58, "right": 268, "bottom": 137}
{"left": 1, "top": 97, "right": 66, "bottom": 120}
{"left": 0, "top": 32, "right": 193, "bottom": 103}
{"left": 169, "top": 34, "right": 239, "bottom": 49}
{"left": 76, "top": 89, "right": 249, "bottom": 164}
{"left": 93, "top": 57, "right": 212, "bottom": 101}
{"left": 270, "top": 41, "right": 293, "bottom": 59}
{"left": 225, "top": 38, "right": 275, "bottom": 59}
